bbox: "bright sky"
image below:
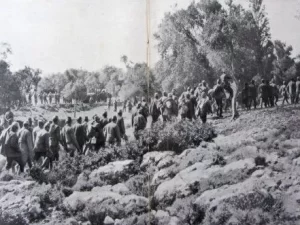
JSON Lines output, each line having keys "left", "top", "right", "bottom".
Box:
{"left": 1, "top": 0, "right": 299, "bottom": 75}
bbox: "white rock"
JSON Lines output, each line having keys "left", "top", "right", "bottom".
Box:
{"left": 104, "top": 216, "right": 114, "bottom": 225}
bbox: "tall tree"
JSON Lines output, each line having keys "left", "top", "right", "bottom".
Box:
{"left": 272, "top": 40, "right": 296, "bottom": 81}
{"left": 14, "top": 66, "right": 42, "bottom": 93}
{"left": 154, "top": 2, "right": 215, "bottom": 93}
{"left": 249, "top": 0, "right": 273, "bottom": 79}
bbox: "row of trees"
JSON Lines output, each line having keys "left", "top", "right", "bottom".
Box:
{"left": 38, "top": 57, "right": 157, "bottom": 102}
{"left": 0, "top": 43, "right": 42, "bottom": 107}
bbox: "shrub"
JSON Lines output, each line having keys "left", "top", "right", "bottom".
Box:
{"left": 139, "top": 120, "right": 216, "bottom": 154}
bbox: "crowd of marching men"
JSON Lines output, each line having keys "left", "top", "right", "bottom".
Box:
{"left": 0, "top": 74, "right": 300, "bottom": 174}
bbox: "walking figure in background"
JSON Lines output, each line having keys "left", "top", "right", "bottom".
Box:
{"left": 288, "top": 79, "right": 296, "bottom": 104}
{"left": 108, "top": 97, "right": 112, "bottom": 111}
{"left": 43, "top": 92, "right": 48, "bottom": 104}
{"left": 123, "top": 100, "right": 127, "bottom": 112}
{"left": 127, "top": 100, "right": 133, "bottom": 113}
{"left": 61, "top": 117, "right": 80, "bottom": 157}
{"left": 213, "top": 79, "right": 225, "bottom": 118}
{"left": 48, "top": 92, "right": 53, "bottom": 104}
{"left": 39, "top": 92, "right": 43, "bottom": 105}
{"left": 280, "top": 81, "right": 289, "bottom": 106}
{"left": 248, "top": 80, "right": 257, "bottom": 109}
{"left": 296, "top": 77, "right": 300, "bottom": 104}
{"left": 5, "top": 123, "right": 24, "bottom": 174}
{"left": 259, "top": 79, "right": 269, "bottom": 108}
{"left": 34, "top": 92, "right": 38, "bottom": 106}
{"left": 28, "top": 92, "right": 32, "bottom": 105}
{"left": 114, "top": 99, "right": 118, "bottom": 112}
{"left": 104, "top": 116, "right": 121, "bottom": 147}
{"left": 33, "top": 122, "right": 51, "bottom": 169}
{"left": 18, "top": 121, "right": 34, "bottom": 170}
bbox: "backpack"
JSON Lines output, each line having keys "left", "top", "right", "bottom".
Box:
{"left": 4, "top": 133, "right": 20, "bottom": 155}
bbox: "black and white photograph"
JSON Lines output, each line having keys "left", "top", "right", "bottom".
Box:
{"left": 0, "top": 0, "right": 300, "bottom": 224}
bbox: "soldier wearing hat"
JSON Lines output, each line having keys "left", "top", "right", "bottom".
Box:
{"left": 33, "top": 120, "right": 44, "bottom": 144}
{"left": 133, "top": 108, "right": 147, "bottom": 140}
{"left": 74, "top": 117, "right": 88, "bottom": 153}
{"left": 18, "top": 120, "right": 34, "bottom": 169}
{"left": 49, "top": 116, "right": 61, "bottom": 163}
{"left": 104, "top": 115, "right": 121, "bottom": 146}
{"left": 149, "top": 93, "right": 161, "bottom": 123}
{"left": 117, "top": 110, "right": 126, "bottom": 140}
{"left": 5, "top": 122, "right": 24, "bottom": 173}
{"left": 296, "top": 77, "right": 300, "bottom": 104}
{"left": 61, "top": 117, "right": 80, "bottom": 157}
{"left": 33, "top": 121, "right": 51, "bottom": 168}
{"left": 280, "top": 81, "right": 289, "bottom": 106}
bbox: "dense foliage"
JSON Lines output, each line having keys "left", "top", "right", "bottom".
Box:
{"left": 140, "top": 120, "right": 216, "bottom": 154}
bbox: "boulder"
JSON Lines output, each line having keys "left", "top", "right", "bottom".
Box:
{"left": 193, "top": 177, "right": 284, "bottom": 225}
{"left": 89, "top": 160, "right": 135, "bottom": 185}
{"left": 0, "top": 180, "right": 43, "bottom": 223}
{"left": 64, "top": 191, "right": 122, "bottom": 212}
{"left": 103, "top": 216, "right": 114, "bottom": 225}
{"left": 151, "top": 168, "right": 176, "bottom": 186}
{"left": 141, "top": 151, "right": 176, "bottom": 170}
{"left": 118, "top": 195, "right": 149, "bottom": 215}
{"left": 154, "top": 159, "right": 256, "bottom": 206}
{"left": 92, "top": 183, "right": 131, "bottom": 195}
{"left": 64, "top": 189, "right": 148, "bottom": 217}
{"left": 281, "top": 139, "right": 300, "bottom": 150}
{"left": 0, "top": 155, "right": 6, "bottom": 172}
{"left": 214, "top": 132, "right": 256, "bottom": 152}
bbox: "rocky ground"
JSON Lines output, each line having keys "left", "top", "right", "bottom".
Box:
{"left": 1, "top": 105, "right": 300, "bottom": 225}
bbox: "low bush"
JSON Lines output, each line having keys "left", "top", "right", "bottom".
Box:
{"left": 139, "top": 120, "right": 216, "bottom": 154}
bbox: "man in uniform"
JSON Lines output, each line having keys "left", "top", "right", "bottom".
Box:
{"left": 4, "top": 108, "right": 14, "bottom": 127}
{"left": 28, "top": 92, "right": 32, "bottom": 105}
{"left": 114, "top": 99, "right": 118, "bottom": 112}
{"left": 34, "top": 92, "right": 38, "bottom": 106}
{"left": 280, "top": 81, "right": 289, "bottom": 106}
{"left": 141, "top": 97, "right": 149, "bottom": 119}
{"left": 259, "top": 79, "right": 269, "bottom": 108}
{"left": 34, "top": 122, "right": 51, "bottom": 168}
{"left": 108, "top": 98, "right": 112, "bottom": 111}
{"left": 127, "top": 100, "right": 133, "bottom": 113}
{"left": 133, "top": 109, "right": 146, "bottom": 140}
{"left": 74, "top": 117, "right": 88, "bottom": 153}
{"left": 49, "top": 116, "right": 61, "bottom": 165}
{"left": 248, "top": 80, "right": 257, "bottom": 109}
{"left": 213, "top": 79, "right": 225, "bottom": 117}
{"left": 104, "top": 116, "right": 121, "bottom": 146}
{"left": 162, "top": 93, "right": 177, "bottom": 121}
{"left": 149, "top": 93, "right": 161, "bottom": 123}
{"left": 5, "top": 122, "right": 24, "bottom": 174}
{"left": 61, "top": 117, "right": 80, "bottom": 157}
{"left": 241, "top": 83, "right": 250, "bottom": 110}
{"left": 123, "top": 100, "right": 127, "bottom": 112}
{"left": 288, "top": 79, "right": 296, "bottom": 104}
{"left": 33, "top": 120, "right": 44, "bottom": 144}
{"left": 39, "top": 92, "right": 44, "bottom": 105}
{"left": 93, "top": 116, "right": 106, "bottom": 151}
{"left": 18, "top": 121, "right": 34, "bottom": 170}
{"left": 101, "top": 112, "right": 109, "bottom": 128}
{"left": 270, "top": 79, "right": 279, "bottom": 106}
{"left": 117, "top": 110, "right": 126, "bottom": 141}
{"left": 296, "top": 77, "right": 300, "bottom": 104}
{"left": 43, "top": 92, "right": 48, "bottom": 104}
